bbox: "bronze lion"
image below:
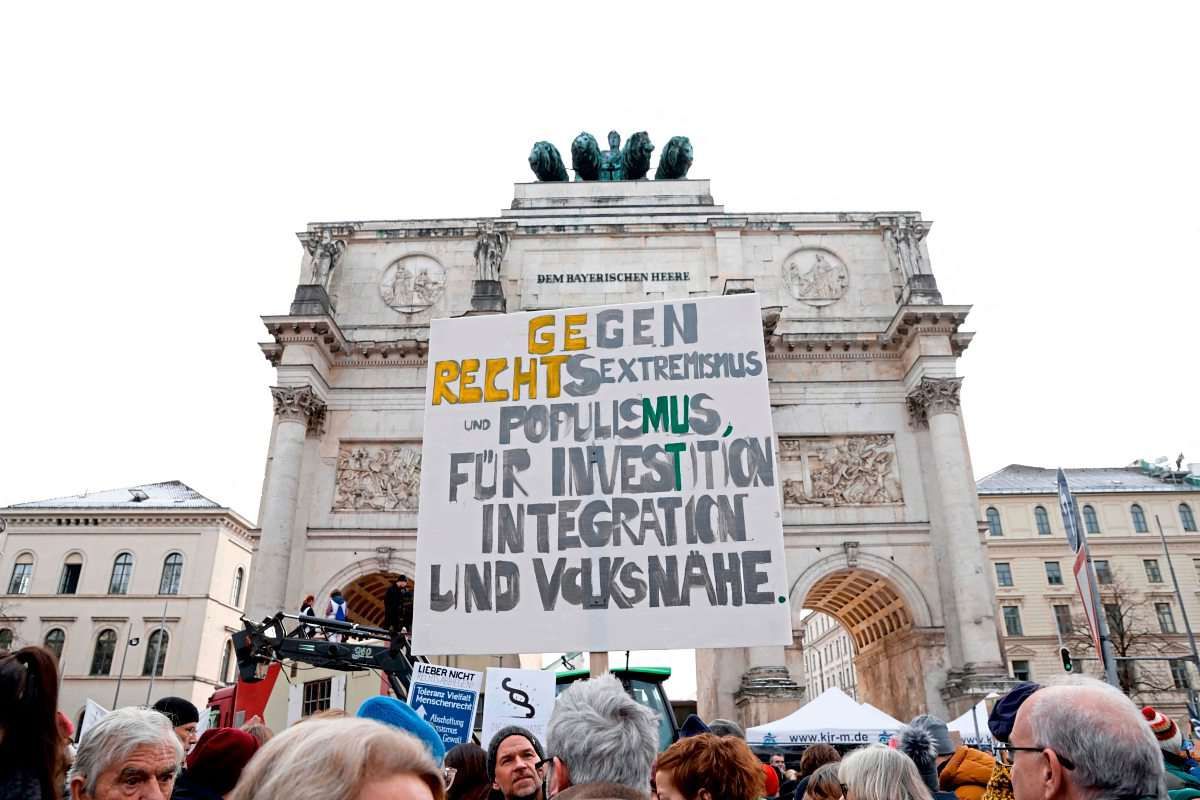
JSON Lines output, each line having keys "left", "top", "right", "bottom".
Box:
{"left": 654, "top": 136, "right": 693, "bottom": 180}
{"left": 571, "top": 132, "right": 601, "bottom": 181}
{"left": 528, "top": 141, "right": 568, "bottom": 182}
{"left": 621, "top": 131, "right": 655, "bottom": 180}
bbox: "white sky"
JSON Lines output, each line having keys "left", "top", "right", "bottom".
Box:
{"left": 3, "top": 3, "right": 1198, "bottom": 701}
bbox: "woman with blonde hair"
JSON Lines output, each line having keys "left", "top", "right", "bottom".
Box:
{"left": 229, "top": 716, "right": 446, "bottom": 800}
{"left": 839, "top": 745, "right": 933, "bottom": 800}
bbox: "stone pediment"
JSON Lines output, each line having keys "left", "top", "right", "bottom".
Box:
{"left": 1004, "top": 644, "right": 1038, "bottom": 657}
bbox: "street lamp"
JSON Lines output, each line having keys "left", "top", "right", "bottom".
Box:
{"left": 113, "top": 633, "right": 140, "bottom": 709}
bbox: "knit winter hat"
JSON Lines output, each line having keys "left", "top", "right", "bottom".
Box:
{"left": 1143, "top": 706, "right": 1183, "bottom": 754}
{"left": 989, "top": 683, "right": 1041, "bottom": 743}
{"left": 357, "top": 695, "right": 446, "bottom": 763}
{"left": 762, "top": 763, "right": 780, "bottom": 797}
{"left": 486, "top": 725, "right": 545, "bottom": 779}
{"left": 679, "top": 714, "right": 711, "bottom": 738}
{"left": 151, "top": 696, "right": 199, "bottom": 727}
{"left": 909, "top": 714, "right": 956, "bottom": 757}
{"left": 186, "top": 728, "right": 260, "bottom": 794}
{"left": 897, "top": 723, "right": 942, "bottom": 794}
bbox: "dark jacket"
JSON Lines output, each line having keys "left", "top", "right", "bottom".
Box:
{"left": 1163, "top": 751, "right": 1200, "bottom": 800}
{"left": 0, "top": 768, "right": 47, "bottom": 800}
{"left": 171, "top": 772, "right": 224, "bottom": 800}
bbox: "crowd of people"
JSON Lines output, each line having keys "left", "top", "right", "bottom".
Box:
{"left": 2, "top": 638, "right": 1196, "bottom": 800}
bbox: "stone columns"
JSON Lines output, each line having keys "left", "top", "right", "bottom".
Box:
{"left": 246, "top": 386, "right": 325, "bottom": 622}
{"left": 907, "top": 377, "right": 1006, "bottom": 707}
{"left": 734, "top": 644, "right": 805, "bottom": 728}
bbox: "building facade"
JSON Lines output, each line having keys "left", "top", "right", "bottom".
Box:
{"left": 800, "top": 612, "right": 858, "bottom": 700}
{"left": 0, "top": 481, "right": 253, "bottom": 724}
{"left": 247, "top": 172, "right": 1007, "bottom": 724}
{"left": 980, "top": 463, "right": 1200, "bottom": 725}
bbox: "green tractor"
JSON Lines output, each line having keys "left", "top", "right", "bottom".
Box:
{"left": 556, "top": 666, "right": 679, "bottom": 751}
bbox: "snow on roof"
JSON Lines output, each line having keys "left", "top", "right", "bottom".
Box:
{"left": 977, "top": 464, "right": 1197, "bottom": 494}
{"left": 5, "top": 480, "right": 222, "bottom": 510}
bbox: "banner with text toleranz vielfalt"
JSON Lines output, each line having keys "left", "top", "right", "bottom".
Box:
{"left": 412, "top": 293, "right": 792, "bottom": 655}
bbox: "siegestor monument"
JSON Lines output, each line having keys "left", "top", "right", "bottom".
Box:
{"left": 245, "top": 131, "right": 1008, "bottom": 724}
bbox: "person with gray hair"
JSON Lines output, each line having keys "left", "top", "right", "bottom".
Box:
{"left": 1001, "top": 676, "right": 1165, "bottom": 800}
{"left": 68, "top": 707, "right": 183, "bottom": 800}
{"left": 839, "top": 745, "right": 933, "bottom": 800}
{"left": 707, "top": 718, "right": 747, "bottom": 740}
{"left": 545, "top": 674, "right": 659, "bottom": 800}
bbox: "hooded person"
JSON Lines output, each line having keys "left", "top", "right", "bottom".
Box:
{"left": 171, "top": 728, "right": 260, "bottom": 800}
{"left": 896, "top": 724, "right": 960, "bottom": 800}
{"left": 1143, "top": 705, "right": 1200, "bottom": 800}
{"left": 908, "top": 714, "right": 995, "bottom": 800}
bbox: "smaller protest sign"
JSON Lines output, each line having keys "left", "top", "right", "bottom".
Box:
{"left": 480, "top": 668, "right": 556, "bottom": 751}
{"left": 79, "top": 699, "right": 109, "bottom": 740}
{"left": 407, "top": 662, "right": 483, "bottom": 750}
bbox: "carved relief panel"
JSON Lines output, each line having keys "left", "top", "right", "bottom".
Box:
{"left": 333, "top": 443, "right": 422, "bottom": 512}
{"left": 781, "top": 247, "right": 849, "bottom": 307}
{"left": 779, "top": 434, "right": 903, "bottom": 507}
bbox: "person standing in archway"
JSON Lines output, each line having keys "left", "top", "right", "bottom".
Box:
{"left": 325, "top": 589, "right": 349, "bottom": 642}
{"left": 385, "top": 574, "right": 414, "bottom": 636}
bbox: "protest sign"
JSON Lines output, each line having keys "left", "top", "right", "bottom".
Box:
{"left": 480, "top": 668, "right": 556, "bottom": 750}
{"left": 79, "top": 699, "right": 109, "bottom": 740}
{"left": 407, "top": 661, "right": 483, "bottom": 749}
{"left": 412, "top": 293, "right": 792, "bottom": 655}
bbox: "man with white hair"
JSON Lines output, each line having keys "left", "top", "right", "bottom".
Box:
{"left": 1001, "top": 676, "right": 1165, "bottom": 800}
{"left": 69, "top": 707, "right": 183, "bottom": 800}
{"left": 544, "top": 674, "right": 659, "bottom": 800}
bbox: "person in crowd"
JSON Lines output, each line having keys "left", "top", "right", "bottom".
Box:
{"left": 771, "top": 754, "right": 788, "bottom": 772}
{"left": 1141, "top": 705, "right": 1200, "bottom": 800}
{"left": 325, "top": 589, "right": 349, "bottom": 641}
{"left": 707, "top": 719, "right": 747, "bottom": 739}
{"left": 385, "top": 574, "right": 415, "bottom": 635}
{"left": 228, "top": 716, "right": 445, "bottom": 800}
{"left": 445, "top": 743, "right": 491, "bottom": 800}
{"left": 543, "top": 673, "right": 659, "bottom": 799}
{"left": 981, "top": 683, "right": 1040, "bottom": 800}
{"left": 358, "top": 695, "right": 446, "bottom": 764}
{"left": 839, "top": 745, "right": 933, "bottom": 800}
{"left": 68, "top": 707, "right": 184, "bottom": 800}
{"left": 678, "top": 715, "right": 711, "bottom": 738}
{"left": 909, "top": 714, "right": 994, "bottom": 800}
{"left": 238, "top": 716, "right": 272, "bottom": 747}
{"left": 151, "top": 697, "right": 201, "bottom": 754}
{"left": 487, "top": 726, "right": 545, "bottom": 800}
{"left": 171, "top": 728, "right": 259, "bottom": 800}
{"left": 298, "top": 595, "right": 316, "bottom": 636}
{"left": 897, "top": 724, "right": 959, "bottom": 800}
{"left": 763, "top": 764, "right": 781, "bottom": 800}
{"left": 654, "top": 733, "right": 764, "bottom": 800}
{"left": 801, "top": 763, "right": 842, "bottom": 800}
{"left": 0, "top": 645, "right": 65, "bottom": 800}
{"left": 1001, "top": 677, "right": 1163, "bottom": 800}
{"left": 793, "top": 744, "right": 841, "bottom": 800}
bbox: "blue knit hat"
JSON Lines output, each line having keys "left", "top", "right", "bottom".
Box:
{"left": 357, "top": 696, "right": 446, "bottom": 764}
{"left": 679, "top": 714, "right": 711, "bottom": 738}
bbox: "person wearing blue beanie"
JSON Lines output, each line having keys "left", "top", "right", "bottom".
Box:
{"left": 357, "top": 695, "right": 447, "bottom": 764}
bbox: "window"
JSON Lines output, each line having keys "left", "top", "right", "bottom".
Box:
{"left": 0, "top": 629, "right": 12, "bottom": 652}
{"left": 90, "top": 629, "right": 117, "bottom": 675}
{"left": 302, "top": 678, "right": 332, "bottom": 717}
{"left": 1053, "top": 604, "right": 1073, "bottom": 636}
{"left": 8, "top": 554, "right": 33, "bottom": 594}
{"left": 1132, "top": 504, "right": 1148, "bottom": 533}
{"left": 1045, "top": 561, "right": 1064, "bottom": 585}
{"left": 1144, "top": 559, "right": 1163, "bottom": 583}
{"left": 231, "top": 567, "right": 245, "bottom": 607}
{"left": 43, "top": 628, "right": 65, "bottom": 660}
{"left": 1003, "top": 606, "right": 1024, "bottom": 636}
{"left": 1083, "top": 504, "right": 1100, "bottom": 534}
{"left": 1182, "top": 504, "right": 1197, "bottom": 533}
{"left": 1105, "top": 603, "right": 1124, "bottom": 636}
{"left": 995, "top": 563, "right": 1014, "bottom": 587}
{"left": 986, "top": 507, "right": 1003, "bottom": 536}
{"left": 221, "top": 641, "right": 234, "bottom": 684}
{"left": 58, "top": 554, "right": 83, "bottom": 595}
{"left": 1171, "top": 659, "right": 1190, "bottom": 690}
{"left": 142, "top": 629, "right": 169, "bottom": 676}
{"left": 158, "top": 554, "right": 183, "bottom": 595}
{"left": 1094, "top": 560, "right": 1113, "bottom": 585}
{"left": 1156, "top": 603, "right": 1177, "bottom": 634}
{"left": 109, "top": 553, "right": 133, "bottom": 594}
{"left": 1011, "top": 660, "right": 1032, "bottom": 682}
{"left": 1035, "top": 506, "right": 1052, "bottom": 535}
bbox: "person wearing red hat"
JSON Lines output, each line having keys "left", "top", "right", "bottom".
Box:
{"left": 171, "top": 728, "right": 259, "bottom": 800}
{"left": 1142, "top": 706, "right": 1200, "bottom": 800}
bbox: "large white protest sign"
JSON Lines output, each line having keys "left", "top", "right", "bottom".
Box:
{"left": 412, "top": 293, "right": 792, "bottom": 655}
{"left": 480, "top": 668, "right": 556, "bottom": 751}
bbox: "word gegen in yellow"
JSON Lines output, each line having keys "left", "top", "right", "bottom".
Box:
{"left": 431, "top": 314, "right": 588, "bottom": 405}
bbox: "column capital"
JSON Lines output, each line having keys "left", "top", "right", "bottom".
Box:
{"left": 906, "top": 377, "right": 963, "bottom": 428}
{"left": 270, "top": 385, "right": 326, "bottom": 430}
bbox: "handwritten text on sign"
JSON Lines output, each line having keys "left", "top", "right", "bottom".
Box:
{"left": 412, "top": 294, "right": 792, "bottom": 654}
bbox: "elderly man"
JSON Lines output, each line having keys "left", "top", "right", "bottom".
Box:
{"left": 1001, "top": 677, "right": 1164, "bottom": 800}
{"left": 489, "top": 725, "right": 546, "bottom": 800}
{"left": 69, "top": 707, "right": 183, "bottom": 800}
{"left": 545, "top": 674, "right": 659, "bottom": 800}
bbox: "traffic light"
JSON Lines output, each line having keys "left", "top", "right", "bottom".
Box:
{"left": 1060, "top": 647, "right": 1073, "bottom": 672}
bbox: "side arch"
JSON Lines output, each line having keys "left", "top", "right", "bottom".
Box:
{"left": 789, "top": 550, "right": 935, "bottom": 637}
{"left": 317, "top": 554, "right": 417, "bottom": 627}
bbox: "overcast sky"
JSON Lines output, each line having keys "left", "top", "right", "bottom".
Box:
{"left": 3, "top": 0, "right": 1196, "bottom": 703}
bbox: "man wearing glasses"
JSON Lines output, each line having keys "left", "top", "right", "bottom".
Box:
{"left": 994, "top": 678, "right": 1164, "bottom": 800}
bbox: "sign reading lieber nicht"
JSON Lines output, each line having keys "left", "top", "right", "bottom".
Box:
{"left": 412, "top": 293, "right": 792, "bottom": 655}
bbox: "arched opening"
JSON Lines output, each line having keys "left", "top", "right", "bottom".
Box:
{"left": 792, "top": 558, "right": 943, "bottom": 721}
{"left": 339, "top": 571, "right": 414, "bottom": 629}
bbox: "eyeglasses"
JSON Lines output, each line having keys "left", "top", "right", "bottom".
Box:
{"left": 535, "top": 756, "right": 557, "bottom": 773}
{"left": 442, "top": 767, "right": 457, "bottom": 790}
{"left": 993, "top": 745, "right": 1075, "bottom": 770}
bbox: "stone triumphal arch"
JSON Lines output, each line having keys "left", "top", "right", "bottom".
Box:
{"left": 246, "top": 171, "right": 1008, "bottom": 725}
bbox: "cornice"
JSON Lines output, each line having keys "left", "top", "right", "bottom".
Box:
{"left": 261, "top": 315, "right": 428, "bottom": 368}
